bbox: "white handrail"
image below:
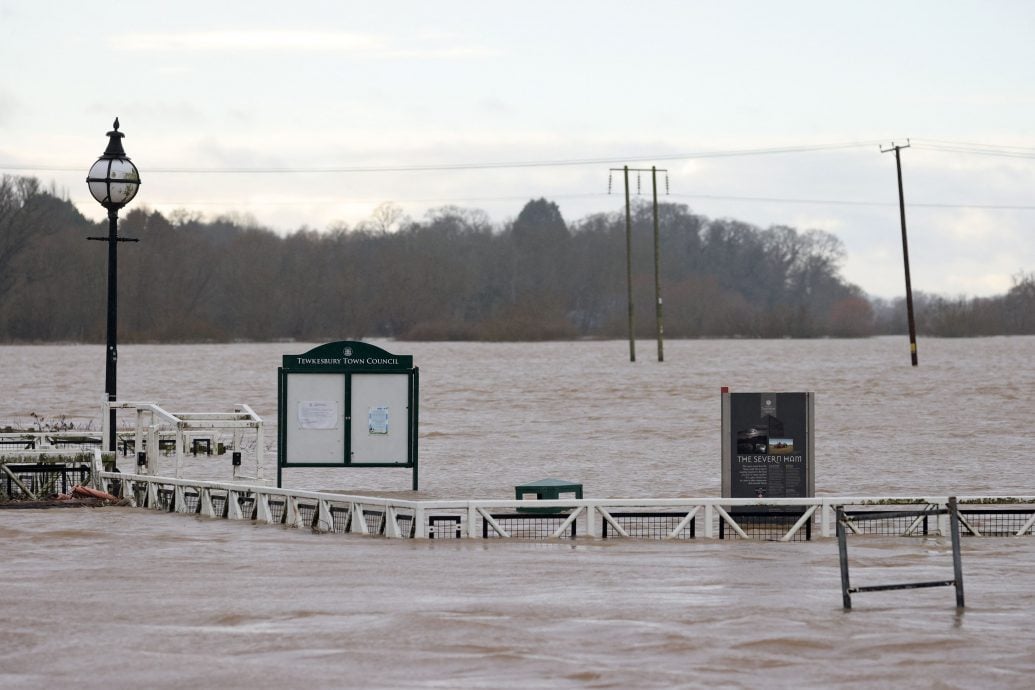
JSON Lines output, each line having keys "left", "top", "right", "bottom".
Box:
{"left": 91, "top": 470, "right": 1035, "bottom": 541}
{"left": 101, "top": 400, "right": 264, "bottom": 481}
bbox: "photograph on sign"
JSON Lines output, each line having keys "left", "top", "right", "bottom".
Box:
{"left": 368, "top": 406, "right": 389, "bottom": 434}
{"left": 737, "top": 426, "right": 768, "bottom": 454}
{"left": 297, "top": 400, "right": 338, "bottom": 430}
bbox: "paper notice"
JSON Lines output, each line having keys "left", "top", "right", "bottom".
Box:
{"left": 368, "top": 406, "right": 389, "bottom": 434}
{"left": 298, "top": 401, "right": 338, "bottom": 429}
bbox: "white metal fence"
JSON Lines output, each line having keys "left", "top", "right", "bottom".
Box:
{"left": 2, "top": 401, "right": 265, "bottom": 482}
{"left": 90, "top": 465, "right": 1035, "bottom": 541}
{"left": 104, "top": 401, "right": 264, "bottom": 480}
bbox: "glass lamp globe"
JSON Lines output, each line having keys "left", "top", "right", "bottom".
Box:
{"left": 86, "top": 118, "right": 141, "bottom": 209}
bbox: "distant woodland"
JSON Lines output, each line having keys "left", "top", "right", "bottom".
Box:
{"left": 1, "top": 174, "right": 1033, "bottom": 343}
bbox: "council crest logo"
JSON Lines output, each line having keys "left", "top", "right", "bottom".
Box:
{"left": 342, "top": 347, "right": 353, "bottom": 357}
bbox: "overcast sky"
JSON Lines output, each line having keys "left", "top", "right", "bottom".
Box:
{"left": 1, "top": 0, "right": 1033, "bottom": 298}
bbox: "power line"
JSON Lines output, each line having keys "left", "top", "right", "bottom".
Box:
{"left": 913, "top": 138, "right": 1035, "bottom": 152}
{"left": 62, "top": 190, "right": 1035, "bottom": 212}
{"left": 0, "top": 140, "right": 885, "bottom": 174}
{"left": 8, "top": 137, "right": 1035, "bottom": 173}
{"left": 666, "top": 192, "right": 1035, "bottom": 211}
{"left": 911, "top": 138, "right": 1035, "bottom": 159}
{"left": 76, "top": 192, "right": 608, "bottom": 207}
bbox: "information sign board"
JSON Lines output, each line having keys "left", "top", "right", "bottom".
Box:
{"left": 721, "top": 390, "right": 814, "bottom": 501}
{"left": 277, "top": 341, "right": 418, "bottom": 489}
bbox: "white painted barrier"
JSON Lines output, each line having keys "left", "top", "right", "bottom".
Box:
{"left": 103, "top": 401, "right": 264, "bottom": 480}
{"left": 91, "top": 466, "right": 1035, "bottom": 541}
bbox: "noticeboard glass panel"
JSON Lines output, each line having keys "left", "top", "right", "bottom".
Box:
{"left": 284, "top": 373, "right": 346, "bottom": 464}
{"left": 349, "top": 373, "right": 410, "bottom": 465}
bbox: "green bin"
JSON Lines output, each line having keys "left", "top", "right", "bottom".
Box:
{"left": 515, "top": 478, "right": 583, "bottom": 513}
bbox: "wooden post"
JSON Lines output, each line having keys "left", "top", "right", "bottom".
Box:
{"left": 651, "top": 166, "right": 664, "bottom": 362}
{"left": 883, "top": 141, "right": 918, "bottom": 366}
{"left": 623, "top": 165, "right": 635, "bottom": 362}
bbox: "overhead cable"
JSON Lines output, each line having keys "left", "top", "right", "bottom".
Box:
{"left": 0, "top": 140, "right": 885, "bottom": 174}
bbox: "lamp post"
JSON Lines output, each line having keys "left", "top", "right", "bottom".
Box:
{"left": 86, "top": 118, "right": 140, "bottom": 453}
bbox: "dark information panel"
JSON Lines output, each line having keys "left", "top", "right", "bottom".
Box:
{"left": 727, "top": 392, "right": 811, "bottom": 499}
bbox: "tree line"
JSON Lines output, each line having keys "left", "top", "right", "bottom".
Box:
{"left": 0, "top": 174, "right": 1031, "bottom": 342}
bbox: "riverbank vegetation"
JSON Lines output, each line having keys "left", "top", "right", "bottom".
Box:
{"left": 1, "top": 175, "right": 1031, "bottom": 342}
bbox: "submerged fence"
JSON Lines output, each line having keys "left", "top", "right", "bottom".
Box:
{"left": 0, "top": 448, "right": 98, "bottom": 502}
{"left": 92, "top": 467, "right": 1035, "bottom": 541}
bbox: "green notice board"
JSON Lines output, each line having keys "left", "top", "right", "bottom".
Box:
{"left": 277, "top": 341, "right": 419, "bottom": 489}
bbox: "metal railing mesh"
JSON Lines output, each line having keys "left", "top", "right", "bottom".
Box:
{"left": 482, "top": 513, "right": 577, "bottom": 539}
{"left": 720, "top": 511, "right": 813, "bottom": 541}
{"left": 842, "top": 508, "right": 932, "bottom": 536}
{"left": 429, "top": 515, "right": 463, "bottom": 538}
{"left": 1, "top": 464, "right": 90, "bottom": 499}
{"left": 959, "top": 509, "right": 1035, "bottom": 536}
{"left": 602, "top": 511, "right": 696, "bottom": 539}
{"left": 330, "top": 506, "right": 350, "bottom": 532}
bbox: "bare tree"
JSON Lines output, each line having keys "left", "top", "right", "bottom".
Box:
{"left": 0, "top": 176, "right": 63, "bottom": 298}
{"left": 369, "top": 201, "right": 405, "bottom": 234}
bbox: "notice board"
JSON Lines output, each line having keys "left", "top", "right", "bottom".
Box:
{"left": 277, "top": 341, "right": 419, "bottom": 489}
{"left": 721, "top": 390, "right": 814, "bottom": 501}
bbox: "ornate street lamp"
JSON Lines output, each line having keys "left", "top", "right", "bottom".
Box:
{"left": 86, "top": 118, "right": 141, "bottom": 453}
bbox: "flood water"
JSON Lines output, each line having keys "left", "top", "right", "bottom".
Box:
{"left": 3, "top": 337, "right": 1035, "bottom": 688}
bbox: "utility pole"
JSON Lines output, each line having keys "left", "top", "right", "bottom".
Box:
{"left": 609, "top": 165, "right": 669, "bottom": 362}
{"left": 881, "top": 140, "right": 918, "bottom": 366}
{"left": 609, "top": 166, "right": 636, "bottom": 361}
{"left": 651, "top": 166, "right": 665, "bottom": 362}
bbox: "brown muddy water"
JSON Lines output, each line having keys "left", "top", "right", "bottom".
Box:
{"left": 2, "top": 338, "right": 1035, "bottom": 688}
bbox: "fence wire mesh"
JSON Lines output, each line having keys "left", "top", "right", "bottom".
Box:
{"left": 959, "top": 508, "right": 1035, "bottom": 536}
{"left": 720, "top": 511, "right": 813, "bottom": 541}
{"left": 843, "top": 508, "right": 933, "bottom": 536}
{"left": 0, "top": 464, "right": 90, "bottom": 499}
{"left": 428, "top": 515, "right": 463, "bottom": 538}
{"left": 602, "top": 511, "right": 696, "bottom": 540}
{"left": 482, "top": 513, "right": 577, "bottom": 539}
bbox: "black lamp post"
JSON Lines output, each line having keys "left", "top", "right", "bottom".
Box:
{"left": 86, "top": 118, "right": 140, "bottom": 453}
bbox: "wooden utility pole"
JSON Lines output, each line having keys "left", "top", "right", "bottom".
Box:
{"left": 881, "top": 140, "right": 918, "bottom": 366}
{"left": 621, "top": 166, "right": 635, "bottom": 361}
{"left": 609, "top": 165, "right": 669, "bottom": 362}
{"left": 651, "top": 166, "right": 664, "bottom": 362}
